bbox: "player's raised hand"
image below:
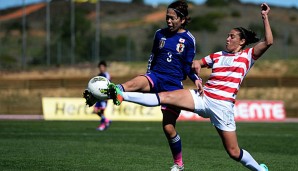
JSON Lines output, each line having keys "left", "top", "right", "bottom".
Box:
{"left": 261, "top": 3, "right": 270, "bottom": 16}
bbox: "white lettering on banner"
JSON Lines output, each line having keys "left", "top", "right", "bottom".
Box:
{"left": 234, "top": 101, "right": 285, "bottom": 120}
{"left": 104, "top": 101, "right": 163, "bottom": 121}
{"left": 236, "top": 103, "right": 249, "bottom": 119}
{"left": 108, "top": 104, "right": 155, "bottom": 117}
{"left": 179, "top": 101, "right": 285, "bottom": 121}
{"left": 54, "top": 102, "right": 92, "bottom": 116}
{"left": 42, "top": 97, "right": 98, "bottom": 120}
{"left": 261, "top": 103, "right": 272, "bottom": 119}
{"left": 249, "top": 103, "right": 263, "bottom": 119}
{"left": 273, "top": 104, "right": 285, "bottom": 120}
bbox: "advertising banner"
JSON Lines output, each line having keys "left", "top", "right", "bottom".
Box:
{"left": 42, "top": 97, "right": 97, "bottom": 120}
{"left": 42, "top": 97, "right": 163, "bottom": 121}
{"left": 234, "top": 100, "right": 285, "bottom": 121}
{"left": 42, "top": 97, "right": 285, "bottom": 121}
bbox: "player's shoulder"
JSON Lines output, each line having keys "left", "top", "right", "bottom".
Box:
{"left": 153, "top": 28, "right": 164, "bottom": 39}
{"left": 184, "top": 29, "right": 195, "bottom": 39}
{"left": 243, "top": 47, "right": 253, "bottom": 53}
{"left": 181, "top": 30, "right": 196, "bottom": 44}
{"left": 155, "top": 28, "right": 164, "bottom": 34}
{"left": 207, "top": 51, "right": 223, "bottom": 59}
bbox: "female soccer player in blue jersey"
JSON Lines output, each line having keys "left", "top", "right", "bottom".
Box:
{"left": 115, "top": 1, "right": 200, "bottom": 170}
{"left": 94, "top": 61, "right": 112, "bottom": 131}
{"left": 108, "top": 3, "right": 272, "bottom": 171}
{"left": 84, "top": 1, "right": 200, "bottom": 170}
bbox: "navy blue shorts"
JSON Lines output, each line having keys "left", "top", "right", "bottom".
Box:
{"left": 144, "top": 72, "right": 183, "bottom": 93}
{"left": 94, "top": 100, "right": 107, "bottom": 110}
{"left": 145, "top": 72, "right": 183, "bottom": 115}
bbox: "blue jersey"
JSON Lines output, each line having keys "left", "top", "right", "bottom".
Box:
{"left": 98, "top": 72, "right": 111, "bottom": 80}
{"left": 147, "top": 28, "right": 198, "bottom": 84}
{"left": 95, "top": 71, "right": 110, "bottom": 105}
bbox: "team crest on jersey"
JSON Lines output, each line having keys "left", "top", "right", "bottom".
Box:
{"left": 176, "top": 38, "right": 185, "bottom": 53}
{"left": 159, "top": 37, "right": 166, "bottom": 49}
{"left": 176, "top": 43, "right": 185, "bottom": 53}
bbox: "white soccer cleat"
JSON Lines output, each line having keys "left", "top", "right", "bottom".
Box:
{"left": 170, "top": 164, "right": 184, "bottom": 171}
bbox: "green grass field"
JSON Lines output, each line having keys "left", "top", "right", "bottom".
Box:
{"left": 0, "top": 121, "right": 297, "bottom": 171}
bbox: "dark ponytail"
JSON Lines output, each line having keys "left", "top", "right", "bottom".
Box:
{"left": 234, "top": 27, "right": 260, "bottom": 48}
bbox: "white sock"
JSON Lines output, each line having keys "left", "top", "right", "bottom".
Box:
{"left": 122, "top": 92, "right": 160, "bottom": 107}
{"left": 240, "top": 149, "right": 264, "bottom": 171}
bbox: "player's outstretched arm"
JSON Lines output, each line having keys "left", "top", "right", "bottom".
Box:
{"left": 253, "top": 3, "right": 273, "bottom": 58}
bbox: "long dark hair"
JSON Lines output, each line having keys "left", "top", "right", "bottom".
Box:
{"left": 234, "top": 27, "right": 260, "bottom": 48}
{"left": 168, "top": 0, "right": 191, "bottom": 27}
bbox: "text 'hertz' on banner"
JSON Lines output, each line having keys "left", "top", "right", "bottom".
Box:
{"left": 42, "top": 97, "right": 285, "bottom": 121}
{"left": 42, "top": 97, "right": 163, "bottom": 121}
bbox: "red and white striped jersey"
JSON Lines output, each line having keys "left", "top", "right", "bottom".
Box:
{"left": 202, "top": 48, "right": 257, "bottom": 103}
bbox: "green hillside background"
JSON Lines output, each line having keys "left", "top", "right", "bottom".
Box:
{"left": 0, "top": 0, "right": 298, "bottom": 67}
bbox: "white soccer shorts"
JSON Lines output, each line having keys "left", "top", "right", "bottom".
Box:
{"left": 189, "top": 90, "right": 236, "bottom": 131}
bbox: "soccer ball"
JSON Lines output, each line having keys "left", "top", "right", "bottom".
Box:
{"left": 87, "top": 76, "right": 110, "bottom": 100}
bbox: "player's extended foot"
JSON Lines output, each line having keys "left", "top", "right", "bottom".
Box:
{"left": 107, "top": 83, "right": 123, "bottom": 106}
{"left": 170, "top": 164, "right": 184, "bottom": 171}
{"left": 260, "top": 164, "right": 269, "bottom": 171}
{"left": 83, "top": 89, "right": 97, "bottom": 107}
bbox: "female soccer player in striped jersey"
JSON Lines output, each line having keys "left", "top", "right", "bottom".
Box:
{"left": 108, "top": 3, "right": 272, "bottom": 171}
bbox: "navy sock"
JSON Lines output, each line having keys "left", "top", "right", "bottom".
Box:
{"left": 168, "top": 134, "right": 183, "bottom": 165}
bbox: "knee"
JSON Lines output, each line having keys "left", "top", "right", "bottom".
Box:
{"left": 123, "top": 81, "right": 136, "bottom": 90}
{"left": 159, "top": 92, "right": 169, "bottom": 102}
{"left": 163, "top": 124, "right": 176, "bottom": 138}
{"left": 160, "top": 92, "right": 175, "bottom": 102}
{"left": 227, "top": 147, "right": 242, "bottom": 161}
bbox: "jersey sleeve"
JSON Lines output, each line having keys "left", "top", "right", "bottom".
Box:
{"left": 247, "top": 48, "right": 256, "bottom": 68}
{"left": 184, "top": 34, "right": 199, "bottom": 83}
{"left": 249, "top": 48, "right": 257, "bottom": 61}
{"left": 202, "top": 52, "right": 220, "bottom": 68}
{"left": 147, "top": 30, "right": 160, "bottom": 73}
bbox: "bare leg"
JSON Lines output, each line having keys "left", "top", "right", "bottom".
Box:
{"left": 121, "top": 75, "right": 151, "bottom": 92}
{"left": 216, "top": 127, "right": 265, "bottom": 171}
{"left": 159, "top": 89, "right": 195, "bottom": 111}
{"left": 216, "top": 128, "right": 241, "bottom": 159}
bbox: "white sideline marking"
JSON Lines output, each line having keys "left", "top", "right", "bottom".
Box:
{"left": 0, "top": 114, "right": 43, "bottom": 120}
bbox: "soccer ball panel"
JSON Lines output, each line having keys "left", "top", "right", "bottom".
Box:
{"left": 87, "top": 76, "right": 110, "bottom": 100}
